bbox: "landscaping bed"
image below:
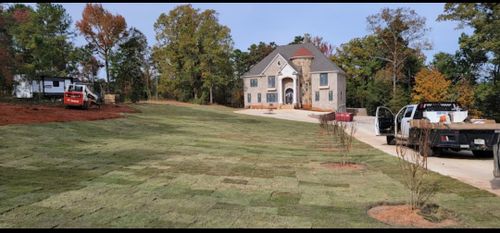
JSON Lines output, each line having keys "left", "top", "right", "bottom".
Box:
{"left": 0, "top": 102, "right": 138, "bottom": 126}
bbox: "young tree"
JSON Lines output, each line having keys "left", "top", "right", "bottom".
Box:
{"left": 367, "top": 7, "right": 431, "bottom": 98}
{"left": 76, "top": 3, "right": 126, "bottom": 85}
{"left": 111, "top": 27, "right": 148, "bottom": 103}
{"left": 412, "top": 68, "right": 451, "bottom": 103}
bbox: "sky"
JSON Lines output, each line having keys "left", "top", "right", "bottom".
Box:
{"left": 19, "top": 3, "right": 472, "bottom": 67}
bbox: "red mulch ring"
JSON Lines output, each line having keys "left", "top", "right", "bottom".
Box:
{"left": 367, "top": 204, "right": 457, "bottom": 228}
{"left": 320, "top": 162, "right": 366, "bottom": 170}
{"left": 0, "top": 102, "right": 139, "bottom": 126}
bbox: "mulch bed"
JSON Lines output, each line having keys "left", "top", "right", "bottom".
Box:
{"left": 0, "top": 102, "right": 139, "bottom": 126}
{"left": 367, "top": 204, "right": 457, "bottom": 228}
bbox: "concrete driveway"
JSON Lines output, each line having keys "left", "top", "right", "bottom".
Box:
{"left": 235, "top": 109, "right": 500, "bottom": 196}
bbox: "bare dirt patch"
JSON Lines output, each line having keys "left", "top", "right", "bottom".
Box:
{"left": 0, "top": 102, "right": 139, "bottom": 126}
{"left": 367, "top": 204, "right": 458, "bottom": 228}
{"left": 320, "top": 162, "right": 366, "bottom": 170}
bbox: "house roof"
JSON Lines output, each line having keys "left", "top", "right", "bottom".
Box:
{"left": 291, "top": 47, "right": 314, "bottom": 58}
{"left": 243, "top": 43, "right": 344, "bottom": 77}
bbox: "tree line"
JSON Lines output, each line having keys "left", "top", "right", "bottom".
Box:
{"left": 0, "top": 3, "right": 498, "bottom": 121}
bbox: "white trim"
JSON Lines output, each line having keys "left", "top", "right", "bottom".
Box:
{"left": 319, "top": 85, "right": 329, "bottom": 89}
{"left": 267, "top": 88, "right": 277, "bottom": 91}
{"left": 260, "top": 53, "right": 288, "bottom": 75}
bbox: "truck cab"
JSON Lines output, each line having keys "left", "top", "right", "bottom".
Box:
{"left": 376, "top": 102, "right": 500, "bottom": 158}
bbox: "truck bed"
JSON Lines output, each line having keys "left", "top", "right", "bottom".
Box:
{"left": 410, "top": 119, "right": 500, "bottom": 130}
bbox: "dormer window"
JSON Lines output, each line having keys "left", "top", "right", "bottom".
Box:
{"left": 277, "top": 61, "right": 281, "bottom": 66}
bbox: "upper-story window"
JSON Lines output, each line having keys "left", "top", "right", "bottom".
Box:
{"left": 250, "top": 79, "right": 258, "bottom": 87}
{"left": 268, "top": 76, "right": 275, "bottom": 88}
{"left": 320, "top": 73, "right": 328, "bottom": 86}
{"left": 53, "top": 81, "right": 60, "bottom": 87}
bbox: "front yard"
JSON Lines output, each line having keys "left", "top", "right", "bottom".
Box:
{"left": 0, "top": 103, "right": 499, "bottom": 227}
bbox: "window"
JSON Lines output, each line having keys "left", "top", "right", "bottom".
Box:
{"left": 329, "top": 91, "right": 333, "bottom": 101}
{"left": 320, "top": 73, "right": 328, "bottom": 86}
{"left": 315, "top": 91, "right": 319, "bottom": 101}
{"left": 250, "top": 79, "right": 258, "bottom": 87}
{"left": 257, "top": 93, "right": 261, "bottom": 103}
{"left": 53, "top": 81, "right": 60, "bottom": 87}
{"left": 404, "top": 107, "right": 414, "bottom": 118}
{"left": 247, "top": 93, "right": 251, "bottom": 103}
{"left": 268, "top": 76, "right": 275, "bottom": 88}
{"left": 266, "top": 93, "right": 277, "bottom": 103}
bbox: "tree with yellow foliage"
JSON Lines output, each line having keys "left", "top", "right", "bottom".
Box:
{"left": 412, "top": 68, "right": 451, "bottom": 103}
{"left": 451, "top": 78, "right": 482, "bottom": 118}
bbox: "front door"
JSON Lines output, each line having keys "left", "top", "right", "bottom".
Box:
{"left": 285, "top": 88, "right": 293, "bottom": 104}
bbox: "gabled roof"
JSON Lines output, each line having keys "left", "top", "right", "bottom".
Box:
{"left": 243, "top": 43, "right": 344, "bottom": 77}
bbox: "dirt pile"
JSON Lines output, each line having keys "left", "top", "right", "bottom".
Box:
{"left": 367, "top": 204, "right": 457, "bottom": 228}
{"left": 0, "top": 103, "right": 138, "bottom": 126}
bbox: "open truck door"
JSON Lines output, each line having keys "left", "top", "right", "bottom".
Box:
{"left": 494, "top": 131, "right": 500, "bottom": 178}
{"left": 375, "top": 106, "right": 397, "bottom": 145}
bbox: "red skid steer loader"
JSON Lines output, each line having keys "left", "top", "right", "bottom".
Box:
{"left": 63, "top": 83, "right": 100, "bottom": 109}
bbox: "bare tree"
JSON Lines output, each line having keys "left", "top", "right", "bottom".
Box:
{"left": 367, "top": 8, "right": 432, "bottom": 97}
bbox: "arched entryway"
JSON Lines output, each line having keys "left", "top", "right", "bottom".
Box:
{"left": 281, "top": 77, "right": 294, "bottom": 105}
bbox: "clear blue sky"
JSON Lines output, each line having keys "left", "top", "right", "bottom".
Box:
{"left": 20, "top": 3, "right": 472, "bottom": 73}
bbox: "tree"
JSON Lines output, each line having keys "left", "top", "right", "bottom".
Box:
{"left": 331, "top": 35, "right": 386, "bottom": 114}
{"left": 197, "top": 9, "right": 234, "bottom": 104}
{"left": 367, "top": 7, "right": 431, "bottom": 98}
{"left": 438, "top": 3, "right": 500, "bottom": 83}
{"left": 246, "top": 41, "right": 277, "bottom": 68}
{"left": 110, "top": 27, "right": 148, "bottom": 103}
{"left": 431, "top": 34, "right": 488, "bottom": 85}
{"left": 289, "top": 35, "right": 304, "bottom": 45}
{"left": 76, "top": 3, "right": 127, "bottom": 85}
{"left": 6, "top": 3, "right": 74, "bottom": 79}
{"left": 153, "top": 4, "right": 234, "bottom": 104}
{"left": 0, "top": 4, "right": 14, "bottom": 95}
{"left": 412, "top": 68, "right": 451, "bottom": 103}
{"left": 311, "top": 36, "right": 334, "bottom": 57}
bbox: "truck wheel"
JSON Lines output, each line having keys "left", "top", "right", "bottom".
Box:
{"left": 472, "top": 150, "right": 493, "bottom": 157}
{"left": 386, "top": 136, "right": 396, "bottom": 145}
{"left": 83, "top": 101, "right": 89, "bottom": 110}
{"left": 419, "top": 144, "right": 434, "bottom": 157}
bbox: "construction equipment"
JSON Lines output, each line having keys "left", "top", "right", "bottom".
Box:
{"left": 63, "top": 83, "right": 99, "bottom": 109}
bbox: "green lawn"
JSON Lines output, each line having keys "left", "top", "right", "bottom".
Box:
{"left": 1, "top": 103, "right": 499, "bottom": 228}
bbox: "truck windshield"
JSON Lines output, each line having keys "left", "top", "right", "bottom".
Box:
{"left": 68, "top": 85, "right": 83, "bottom": 92}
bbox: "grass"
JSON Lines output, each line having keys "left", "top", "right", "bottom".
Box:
{"left": 0, "top": 103, "right": 500, "bottom": 227}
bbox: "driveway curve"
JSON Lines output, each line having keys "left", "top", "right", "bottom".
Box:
{"left": 235, "top": 109, "right": 500, "bottom": 196}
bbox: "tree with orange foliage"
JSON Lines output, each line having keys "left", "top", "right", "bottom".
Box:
{"left": 451, "top": 78, "right": 482, "bottom": 117}
{"left": 76, "top": 3, "right": 126, "bottom": 85}
{"left": 412, "top": 68, "right": 451, "bottom": 103}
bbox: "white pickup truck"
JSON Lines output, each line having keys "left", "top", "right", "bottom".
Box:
{"left": 375, "top": 102, "right": 500, "bottom": 177}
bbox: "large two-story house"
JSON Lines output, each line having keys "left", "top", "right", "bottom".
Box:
{"left": 242, "top": 43, "right": 346, "bottom": 112}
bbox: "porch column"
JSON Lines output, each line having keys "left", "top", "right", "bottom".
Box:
{"left": 292, "top": 76, "right": 297, "bottom": 104}
{"left": 278, "top": 77, "right": 283, "bottom": 104}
